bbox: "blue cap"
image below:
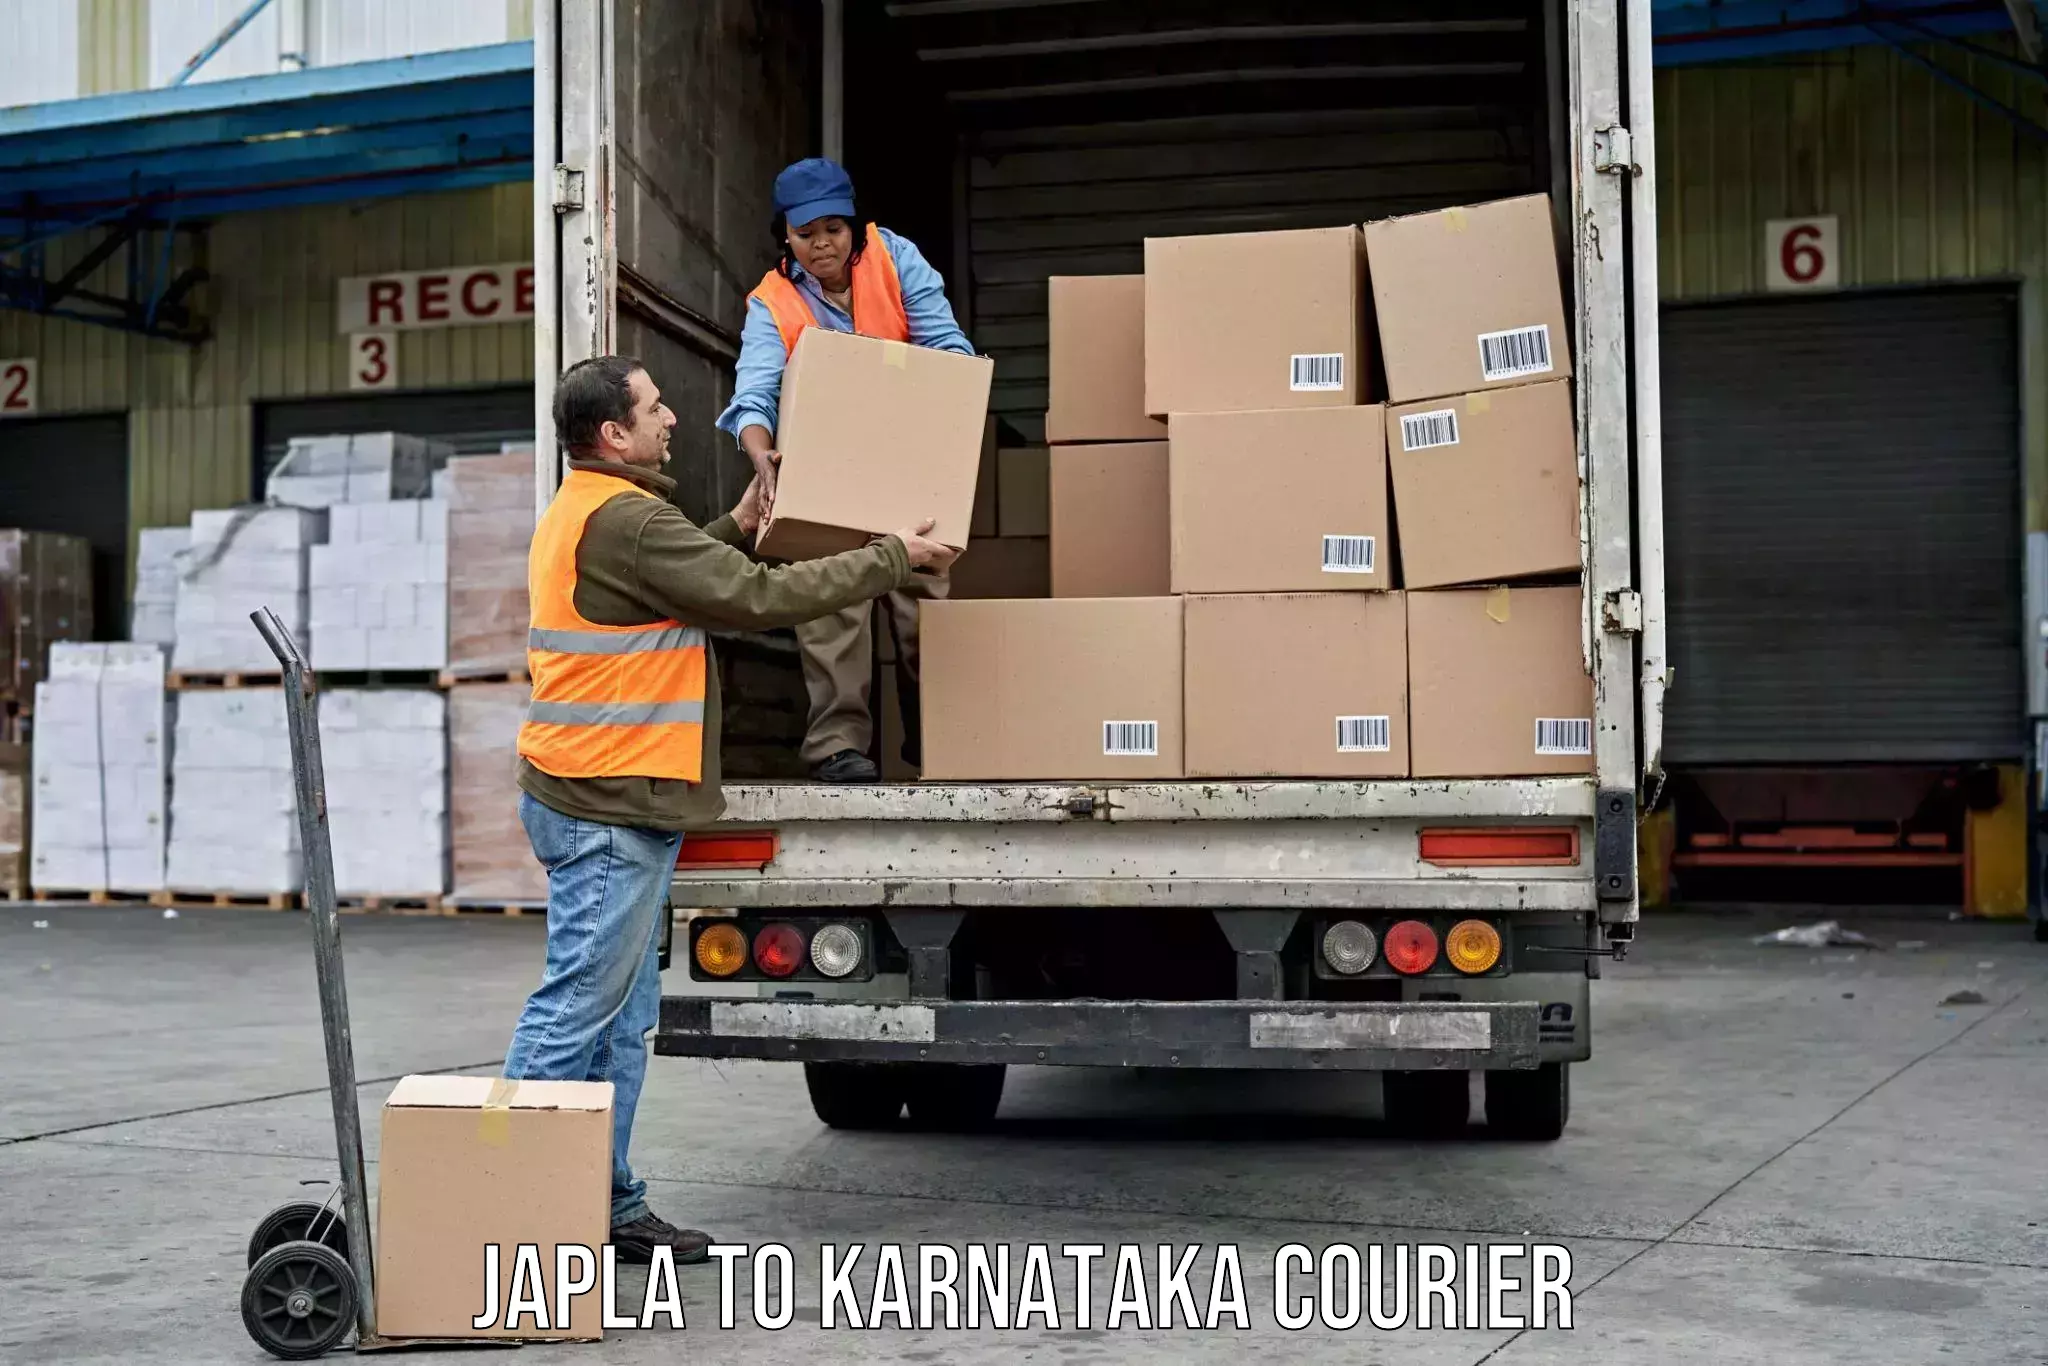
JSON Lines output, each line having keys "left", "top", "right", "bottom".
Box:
{"left": 774, "top": 157, "right": 857, "bottom": 229}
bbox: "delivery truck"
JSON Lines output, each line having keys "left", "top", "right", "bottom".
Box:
{"left": 532, "top": 0, "right": 1668, "bottom": 1139}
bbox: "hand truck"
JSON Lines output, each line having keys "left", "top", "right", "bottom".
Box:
{"left": 237, "top": 607, "right": 384, "bottom": 1358}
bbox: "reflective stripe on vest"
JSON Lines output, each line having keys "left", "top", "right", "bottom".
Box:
{"left": 516, "top": 468, "right": 709, "bottom": 783}
{"left": 749, "top": 222, "right": 909, "bottom": 355}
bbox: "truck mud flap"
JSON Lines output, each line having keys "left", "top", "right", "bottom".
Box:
{"left": 655, "top": 998, "right": 1541, "bottom": 1071}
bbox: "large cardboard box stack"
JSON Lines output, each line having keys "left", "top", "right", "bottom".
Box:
{"left": 308, "top": 500, "right": 450, "bottom": 670}
{"left": 447, "top": 683, "right": 546, "bottom": 905}
{"left": 165, "top": 689, "right": 300, "bottom": 894}
{"left": 171, "top": 508, "right": 326, "bottom": 675}
{"left": 919, "top": 191, "right": 1590, "bottom": 782}
{"left": 0, "top": 529, "right": 93, "bottom": 708}
{"left": 1364, "top": 194, "right": 1589, "bottom": 778}
{"left": 444, "top": 447, "right": 537, "bottom": 679}
{"left": 319, "top": 689, "right": 448, "bottom": 897}
{"left": 28, "top": 643, "right": 169, "bottom": 892}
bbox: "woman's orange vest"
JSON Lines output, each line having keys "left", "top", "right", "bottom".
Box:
{"left": 516, "top": 468, "right": 708, "bottom": 782}
{"left": 748, "top": 223, "right": 910, "bottom": 353}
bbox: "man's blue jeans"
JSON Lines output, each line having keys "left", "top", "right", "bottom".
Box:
{"left": 503, "top": 791, "right": 683, "bottom": 1226}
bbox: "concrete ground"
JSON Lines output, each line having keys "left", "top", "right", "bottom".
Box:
{"left": 2, "top": 902, "right": 2043, "bottom": 1365}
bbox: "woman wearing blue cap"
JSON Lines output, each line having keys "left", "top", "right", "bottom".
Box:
{"left": 717, "top": 157, "right": 977, "bottom": 783}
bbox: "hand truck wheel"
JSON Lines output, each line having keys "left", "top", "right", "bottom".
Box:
{"left": 241, "top": 1238, "right": 357, "bottom": 1360}
{"left": 246, "top": 1198, "right": 350, "bottom": 1268}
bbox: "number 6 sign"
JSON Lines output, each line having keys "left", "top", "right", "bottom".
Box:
{"left": 0, "top": 358, "right": 37, "bottom": 416}
{"left": 349, "top": 331, "right": 397, "bottom": 391}
{"left": 1765, "top": 216, "right": 1839, "bottom": 292}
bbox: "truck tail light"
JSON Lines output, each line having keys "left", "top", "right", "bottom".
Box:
{"left": 1384, "top": 920, "right": 1439, "bottom": 974}
{"left": 678, "top": 831, "right": 779, "bottom": 870}
{"left": 1321, "top": 920, "right": 1378, "bottom": 974}
{"left": 694, "top": 922, "right": 746, "bottom": 978}
{"left": 1444, "top": 920, "right": 1503, "bottom": 974}
{"left": 808, "top": 923, "right": 864, "bottom": 978}
{"left": 752, "top": 923, "right": 805, "bottom": 977}
{"left": 1419, "top": 827, "right": 1578, "bottom": 866}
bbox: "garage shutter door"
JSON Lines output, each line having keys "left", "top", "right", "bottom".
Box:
{"left": 1660, "top": 288, "right": 2023, "bottom": 765}
{"left": 253, "top": 386, "right": 535, "bottom": 495}
{"left": 0, "top": 413, "right": 129, "bottom": 640}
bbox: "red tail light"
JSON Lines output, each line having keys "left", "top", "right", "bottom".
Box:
{"left": 678, "top": 831, "right": 779, "bottom": 870}
{"left": 752, "top": 923, "right": 805, "bottom": 977}
{"left": 1384, "top": 920, "right": 1440, "bottom": 974}
{"left": 1419, "top": 827, "right": 1579, "bottom": 867}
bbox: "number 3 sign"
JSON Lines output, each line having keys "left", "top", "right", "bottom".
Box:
{"left": 1765, "top": 216, "right": 1839, "bottom": 292}
{"left": 349, "top": 331, "right": 397, "bottom": 390}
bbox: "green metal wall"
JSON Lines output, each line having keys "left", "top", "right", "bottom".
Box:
{"left": 0, "top": 183, "right": 535, "bottom": 574}
{"left": 1654, "top": 39, "right": 2048, "bottom": 528}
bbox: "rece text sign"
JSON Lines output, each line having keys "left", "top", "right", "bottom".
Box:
{"left": 337, "top": 263, "right": 535, "bottom": 333}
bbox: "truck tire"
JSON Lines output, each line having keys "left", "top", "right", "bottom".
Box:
{"left": 1382, "top": 1069, "right": 1470, "bottom": 1137}
{"left": 804, "top": 1062, "right": 909, "bottom": 1130}
{"left": 1485, "top": 1063, "right": 1570, "bottom": 1140}
{"left": 903, "top": 1064, "right": 1006, "bottom": 1131}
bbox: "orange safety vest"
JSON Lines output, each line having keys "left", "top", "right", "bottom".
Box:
{"left": 748, "top": 222, "right": 910, "bottom": 353}
{"left": 516, "top": 468, "right": 708, "bottom": 783}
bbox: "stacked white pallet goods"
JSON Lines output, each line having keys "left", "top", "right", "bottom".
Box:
{"left": 171, "top": 508, "right": 326, "bottom": 676}
{"left": 265, "top": 431, "right": 449, "bottom": 507}
{"left": 129, "top": 527, "right": 189, "bottom": 650}
{"left": 29, "top": 643, "right": 169, "bottom": 893}
{"left": 319, "top": 688, "right": 447, "bottom": 900}
{"left": 163, "top": 688, "right": 300, "bottom": 896}
{"left": 307, "top": 499, "right": 450, "bottom": 671}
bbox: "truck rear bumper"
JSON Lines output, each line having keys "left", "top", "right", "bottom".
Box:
{"left": 654, "top": 998, "right": 1541, "bottom": 1071}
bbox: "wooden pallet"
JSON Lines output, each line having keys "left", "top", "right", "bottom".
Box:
{"left": 167, "top": 671, "right": 284, "bottom": 691}
{"left": 317, "top": 670, "right": 443, "bottom": 690}
{"left": 437, "top": 666, "right": 529, "bottom": 688}
{"left": 337, "top": 893, "right": 446, "bottom": 915}
{"left": 156, "top": 888, "right": 300, "bottom": 910}
{"left": 445, "top": 899, "right": 544, "bottom": 916}
{"left": 30, "top": 887, "right": 159, "bottom": 905}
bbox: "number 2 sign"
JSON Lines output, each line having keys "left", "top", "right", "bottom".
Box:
{"left": 1765, "top": 216, "right": 1839, "bottom": 292}
{"left": 0, "top": 358, "right": 37, "bottom": 416}
{"left": 349, "top": 331, "right": 397, "bottom": 391}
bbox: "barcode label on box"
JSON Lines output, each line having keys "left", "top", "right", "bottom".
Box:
{"left": 1534, "top": 717, "right": 1593, "bottom": 755}
{"left": 1321, "top": 534, "right": 1377, "bottom": 574}
{"left": 1400, "top": 409, "right": 1460, "bottom": 451}
{"left": 1103, "top": 720, "right": 1159, "bottom": 757}
{"left": 1290, "top": 353, "right": 1345, "bottom": 391}
{"left": 1477, "top": 325, "right": 1554, "bottom": 382}
{"left": 1336, "top": 715, "right": 1392, "bottom": 753}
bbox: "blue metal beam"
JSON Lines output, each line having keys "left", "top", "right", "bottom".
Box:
{"left": 1652, "top": 0, "right": 2017, "bottom": 64}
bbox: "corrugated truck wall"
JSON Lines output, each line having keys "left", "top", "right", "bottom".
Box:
{"left": 0, "top": 183, "right": 535, "bottom": 595}
{"left": 1654, "top": 37, "right": 2048, "bottom": 532}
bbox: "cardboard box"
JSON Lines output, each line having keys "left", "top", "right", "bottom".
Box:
{"left": 921, "top": 598, "right": 1182, "bottom": 780}
{"left": 375, "top": 1075, "right": 612, "bottom": 1341}
{"left": 1407, "top": 586, "right": 1593, "bottom": 778}
{"left": 1046, "top": 275, "right": 1167, "bottom": 442}
{"left": 1387, "top": 379, "right": 1580, "bottom": 588}
{"left": 1050, "top": 442, "right": 1170, "bottom": 597}
{"left": 997, "top": 447, "right": 1051, "bottom": 537}
{"left": 1364, "top": 194, "right": 1573, "bottom": 404}
{"left": 1168, "top": 406, "right": 1389, "bottom": 594}
{"left": 1144, "top": 226, "right": 1366, "bottom": 417}
{"left": 758, "top": 329, "right": 994, "bottom": 560}
{"left": 1185, "top": 593, "right": 1409, "bottom": 778}
{"left": 949, "top": 536, "right": 1049, "bottom": 600}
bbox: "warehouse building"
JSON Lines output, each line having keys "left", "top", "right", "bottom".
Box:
{"left": 0, "top": 0, "right": 538, "bottom": 643}
{"left": 3, "top": 0, "right": 2045, "bottom": 916}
